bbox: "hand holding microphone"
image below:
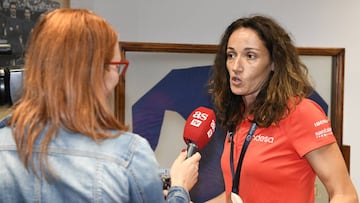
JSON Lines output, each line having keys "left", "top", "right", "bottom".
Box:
{"left": 183, "top": 106, "right": 216, "bottom": 158}
{"left": 170, "top": 150, "right": 201, "bottom": 192}
{"left": 166, "top": 107, "right": 216, "bottom": 194}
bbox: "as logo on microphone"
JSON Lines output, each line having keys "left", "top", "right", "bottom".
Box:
{"left": 207, "top": 119, "right": 216, "bottom": 138}
{"left": 193, "top": 110, "right": 209, "bottom": 121}
{"left": 190, "top": 111, "right": 209, "bottom": 127}
{"left": 190, "top": 119, "right": 202, "bottom": 127}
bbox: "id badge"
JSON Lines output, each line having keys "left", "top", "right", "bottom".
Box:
{"left": 231, "top": 192, "right": 243, "bottom": 203}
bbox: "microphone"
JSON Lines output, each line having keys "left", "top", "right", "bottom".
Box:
{"left": 183, "top": 106, "right": 216, "bottom": 158}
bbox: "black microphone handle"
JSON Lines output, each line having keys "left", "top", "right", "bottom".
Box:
{"left": 186, "top": 142, "right": 198, "bottom": 158}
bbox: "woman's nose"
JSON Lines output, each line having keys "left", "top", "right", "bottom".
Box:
{"left": 232, "top": 57, "right": 243, "bottom": 72}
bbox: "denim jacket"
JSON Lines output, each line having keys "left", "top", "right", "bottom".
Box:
{"left": 0, "top": 116, "right": 190, "bottom": 203}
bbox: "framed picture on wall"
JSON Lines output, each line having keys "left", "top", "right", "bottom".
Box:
{"left": 116, "top": 41, "right": 348, "bottom": 169}
{"left": 116, "top": 42, "right": 347, "bottom": 203}
{"left": 0, "top": 0, "right": 70, "bottom": 66}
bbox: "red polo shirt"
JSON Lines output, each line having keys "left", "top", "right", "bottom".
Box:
{"left": 221, "top": 98, "right": 336, "bottom": 203}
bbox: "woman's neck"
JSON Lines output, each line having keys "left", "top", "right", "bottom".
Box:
{"left": 242, "top": 96, "right": 256, "bottom": 115}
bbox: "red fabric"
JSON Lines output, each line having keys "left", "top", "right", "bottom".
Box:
{"left": 221, "top": 98, "right": 336, "bottom": 203}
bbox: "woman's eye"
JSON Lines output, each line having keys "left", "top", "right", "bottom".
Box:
{"left": 247, "top": 53, "right": 256, "bottom": 60}
{"left": 227, "top": 52, "right": 235, "bottom": 59}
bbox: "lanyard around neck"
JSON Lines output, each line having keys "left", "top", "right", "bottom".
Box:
{"left": 229, "top": 122, "right": 257, "bottom": 194}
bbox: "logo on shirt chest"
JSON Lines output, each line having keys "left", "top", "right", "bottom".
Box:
{"left": 252, "top": 134, "right": 275, "bottom": 144}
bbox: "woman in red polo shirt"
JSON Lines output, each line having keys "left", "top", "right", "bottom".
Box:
{"left": 209, "top": 15, "right": 358, "bottom": 203}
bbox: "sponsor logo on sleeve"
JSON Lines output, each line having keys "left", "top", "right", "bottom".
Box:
{"left": 313, "top": 119, "right": 329, "bottom": 127}
{"left": 313, "top": 119, "right": 332, "bottom": 138}
{"left": 315, "top": 127, "right": 332, "bottom": 138}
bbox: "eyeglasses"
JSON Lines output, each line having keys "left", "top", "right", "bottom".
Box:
{"left": 108, "top": 59, "right": 129, "bottom": 76}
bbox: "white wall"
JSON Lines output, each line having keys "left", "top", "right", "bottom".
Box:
{"left": 72, "top": 0, "right": 360, "bottom": 194}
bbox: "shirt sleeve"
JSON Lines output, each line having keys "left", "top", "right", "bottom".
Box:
{"left": 127, "top": 135, "right": 190, "bottom": 203}
{"left": 126, "top": 135, "right": 165, "bottom": 202}
{"left": 167, "top": 186, "right": 191, "bottom": 203}
{"left": 283, "top": 98, "right": 336, "bottom": 157}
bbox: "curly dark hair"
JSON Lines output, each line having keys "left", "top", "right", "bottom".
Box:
{"left": 209, "top": 15, "right": 313, "bottom": 131}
